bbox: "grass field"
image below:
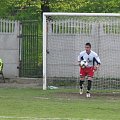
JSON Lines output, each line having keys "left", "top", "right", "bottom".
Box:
{"left": 0, "top": 88, "right": 120, "bottom": 120}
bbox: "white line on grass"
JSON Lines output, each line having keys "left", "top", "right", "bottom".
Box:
{"left": 0, "top": 116, "right": 102, "bottom": 120}
{"left": 34, "top": 97, "right": 49, "bottom": 99}
{"left": 0, "top": 116, "right": 70, "bottom": 120}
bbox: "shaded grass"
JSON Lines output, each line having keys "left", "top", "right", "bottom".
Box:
{"left": 0, "top": 88, "right": 119, "bottom": 120}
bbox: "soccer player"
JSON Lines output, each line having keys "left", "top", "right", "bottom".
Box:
{"left": 78, "top": 43, "right": 101, "bottom": 97}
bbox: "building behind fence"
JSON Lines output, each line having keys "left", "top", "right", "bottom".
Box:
{"left": 0, "top": 19, "right": 19, "bottom": 78}
{"left": 47, "top": 18, "right": 120, "bottom": 79}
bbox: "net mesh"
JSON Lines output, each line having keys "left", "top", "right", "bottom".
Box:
{"left": 45, "top": 15, "right": 120, "bottom": 90}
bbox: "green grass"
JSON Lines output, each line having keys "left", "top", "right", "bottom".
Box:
{"left": 0, "top": 88, "right": 119, "bottom": 120}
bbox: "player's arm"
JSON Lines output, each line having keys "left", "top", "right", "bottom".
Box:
{"left": 78, "top": 53, "right": 84, "bottom": 66}
{"left": 78, "top": 55, "right": 81, "bottom": 66}
{"left": 94, "top": 54, "right": 101, "bottom": 70}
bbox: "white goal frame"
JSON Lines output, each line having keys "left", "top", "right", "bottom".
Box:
{"left": 43, "top": 12, "right": 120, "bottom": 90}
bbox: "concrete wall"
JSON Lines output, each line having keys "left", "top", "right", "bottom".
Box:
{"left": 0, "top": 20, "right": 19, "bottom": 78}
{"left": 47, "top": 20, "right": 120, "bottom": 78}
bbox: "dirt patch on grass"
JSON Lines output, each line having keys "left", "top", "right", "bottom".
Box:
{"left": 0, "top": 78, "right": 42, "bottom": 88}
{"left": 54, "top": 92, "right": 120, "bottom": 100}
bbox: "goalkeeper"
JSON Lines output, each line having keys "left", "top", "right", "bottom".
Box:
{"left": 78, "top": 43, "right": 101, "bottom": 97}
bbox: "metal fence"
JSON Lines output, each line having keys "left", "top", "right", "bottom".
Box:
{"left": 19, "top": 20, "right": 42, "bottom": 78}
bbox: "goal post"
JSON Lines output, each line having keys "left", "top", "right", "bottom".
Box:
{"left": 43, "top": 12, "right": 120, "bottom": 90}
{"left": 43, "top": 13, "right": 47, "bottom": 90}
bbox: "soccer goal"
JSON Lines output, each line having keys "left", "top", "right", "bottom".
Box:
{"left": 43, "top": 13, "right": 120, "bottom": 90}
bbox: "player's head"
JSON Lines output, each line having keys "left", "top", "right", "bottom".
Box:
{"left": 85, "top": 43, "right": 91, "bottom": 53}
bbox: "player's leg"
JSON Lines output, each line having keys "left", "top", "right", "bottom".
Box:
{"left": 86, "top": 77, "right": 92, "bottom": 97}
{"left": 79, "top": 68, "right": 86, "bottom": 94}
{"left": 79, "top": 76, "right": 85, "bottom": 94}
{"left": 86, "top": 67, "right": 94, "bottom": 98}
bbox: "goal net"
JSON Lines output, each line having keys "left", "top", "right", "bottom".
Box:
{"left": 43, "top": 13, "right": 120, "bottom": 90}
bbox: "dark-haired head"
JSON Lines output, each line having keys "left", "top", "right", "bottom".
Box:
{"left": 85, "top": 43, "right": 91, "bottom": 54}
{"left": 85, "top": 43, "right": 91, "bottom": 48}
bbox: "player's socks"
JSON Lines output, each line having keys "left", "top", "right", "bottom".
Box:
{"left": 79, "top": 89, "right": 83, "bottom": 94}
{"left": 86, "top": 80, "right": 92, "bottom": 98}
{"left": 87, "top": 80, "right": 92, "bottom": 91}
{"left": 87, "top": 90, "right": 89, "bottom": 93}
{"left": 80, "top": 80, "right": 84, "bottom": 89}
{"left": 79, "top": 80, "right": 84, "bottom": 94}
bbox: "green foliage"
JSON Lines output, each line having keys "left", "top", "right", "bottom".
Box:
{"left": 0, "top": 0, "right": 120, "bottom": 20}
{"left": 0, "top": 0, "right": 42, "bottom": 20}
{"left": 50, "top": 0, "right": 120, "bottom": 13}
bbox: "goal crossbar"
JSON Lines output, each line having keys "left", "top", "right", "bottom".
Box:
{"left": 43, "top": 12, "right": 120, "bottom": 17}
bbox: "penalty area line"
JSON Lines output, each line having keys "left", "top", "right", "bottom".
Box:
{"left": 0, "top": 116, "right": 71, "bottom": 119}
{"left": 0, "top": 116, "right": 103, "bottom": 120}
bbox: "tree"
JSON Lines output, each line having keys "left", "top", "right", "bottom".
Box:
{"left": 49, "top": 0, "right": 120, "bottom": 13}
{"left": 0, "top": 0, "right": 42, "bottom": 20}
{"left": 0, "top": 0, "right": 120, "bottom": 20}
